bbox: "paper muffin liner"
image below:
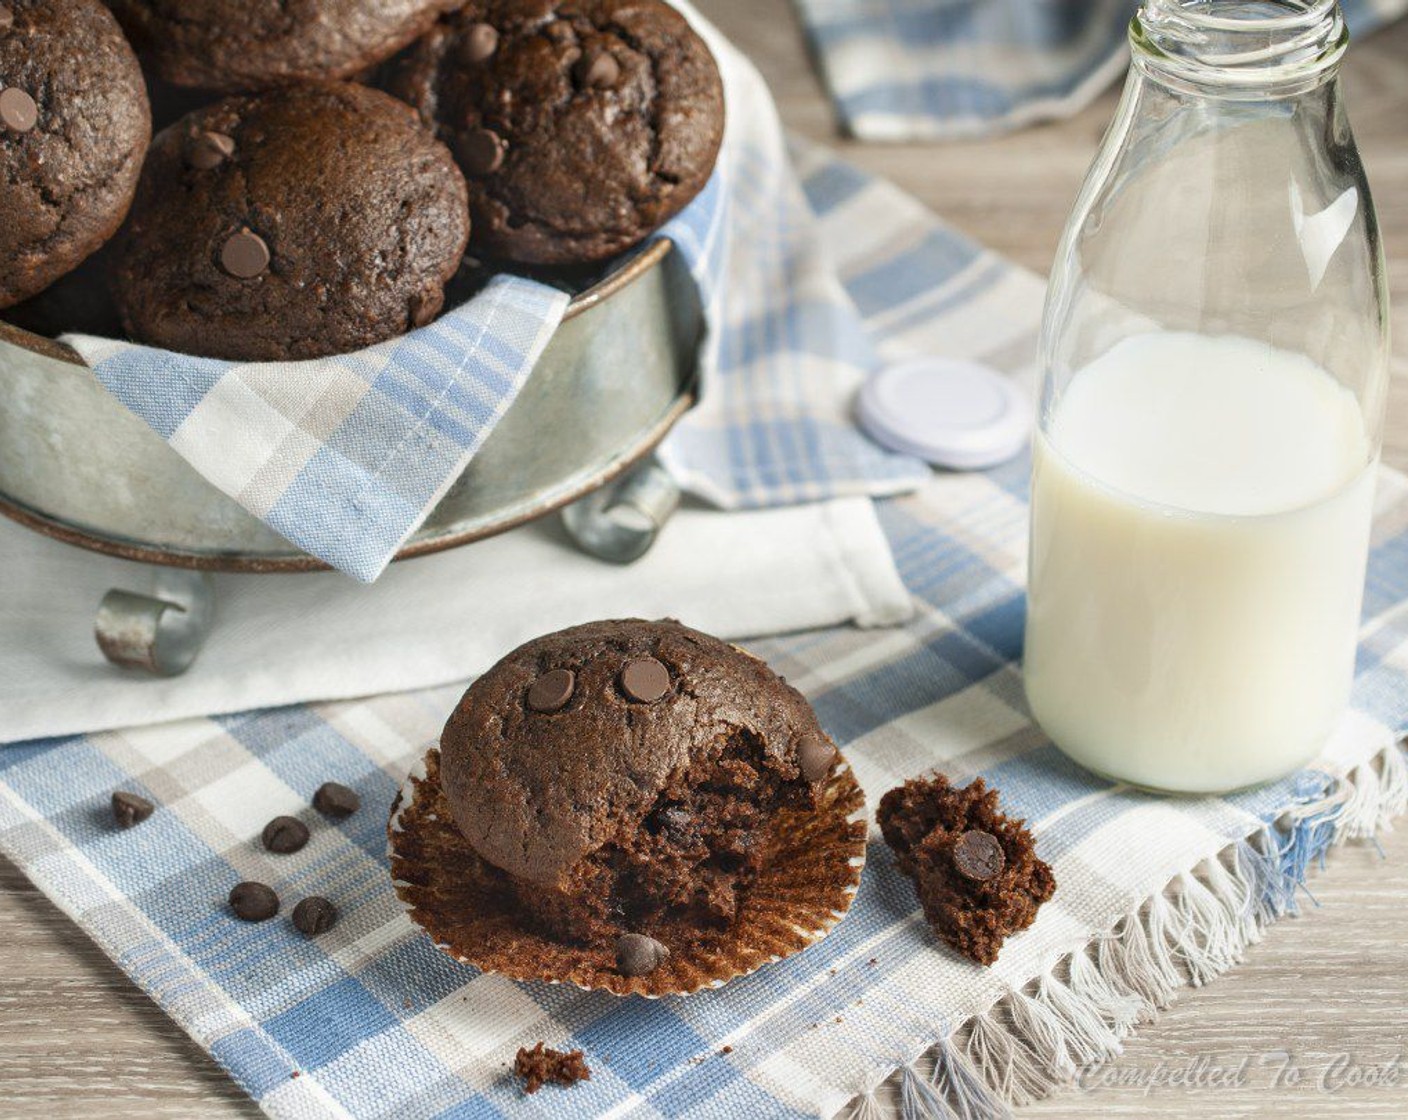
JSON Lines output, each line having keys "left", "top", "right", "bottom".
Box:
{"left": 388, "top": 745, "right": 868, "bottom": 997}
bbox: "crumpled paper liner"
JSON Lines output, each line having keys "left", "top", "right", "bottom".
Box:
{"left": 388, "top": 746, "right": 868, "bottom": 997}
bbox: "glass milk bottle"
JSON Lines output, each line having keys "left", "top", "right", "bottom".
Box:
{"left": 1025, "top": 0, "right": 1389, "bottom": 793}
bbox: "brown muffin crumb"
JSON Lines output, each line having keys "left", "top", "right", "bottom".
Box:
{"left": 877, "top": 775, "right": 1055, "bottom": 965}
{"left": 513, "top": 1042, "right": 591, "bottom": 1094}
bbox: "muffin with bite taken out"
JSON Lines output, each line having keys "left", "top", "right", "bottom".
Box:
{"left": 390, "top": 619, "right": 868, "bottom": 995}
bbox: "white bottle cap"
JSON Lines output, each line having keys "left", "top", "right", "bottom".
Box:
{"left": 856, "top": 357, "right": 1030, "bottom": 470}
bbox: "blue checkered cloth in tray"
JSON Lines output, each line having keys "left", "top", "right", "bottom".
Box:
{"left": 4, "top": 136, "right": 1407, "bottom": 1120}
{"left": 63, "top": 4, "right": 927, "bottom": 583}
{"left": 793, "top": 0, "right": 1408, "bottom": 140}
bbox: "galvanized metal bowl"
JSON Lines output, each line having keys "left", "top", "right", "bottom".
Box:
{"left": 0, "top": 239, "right": 701, "bottom": 572}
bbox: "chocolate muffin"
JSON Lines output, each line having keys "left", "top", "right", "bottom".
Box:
{"left": 438, "top": 619, "right": 840, "bottom": 951}
{"left": 878, "top": 775, "right": 1055, "bottom": 965}
{"left": 105, "top": 0, "right": 462, "bottom": 93}
{"left": 386, "top": 0, "right": 724, "bottom": 266}
{"left": 0, "top": 0, "right": 150, "bottom": 309}
{"left": 112, "top": 82, "right": 470, "bottom": 361}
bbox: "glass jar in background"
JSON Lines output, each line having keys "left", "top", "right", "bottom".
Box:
{"left": 1025, "top": 0, "right": 1389, "bottom": 793}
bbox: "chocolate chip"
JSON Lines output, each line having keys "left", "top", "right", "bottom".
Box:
{"left": 261, "top": 815, "right": 310, "bottom": 854}
{"left": 186, "top": 129, "right": 235, "bottom": 170}
{"left": 797, "top": 735, "right": 837, "bottom": 782}
{"left": 527, "top": 668, "right": 575, "bottom": 713}
{"left": 460, "top": 22, "right": 499, "bottom": 62}
{"left": 220, "top": 228, "right": 270, "bottom": 279}
{"left": 952, "top": 830, "right": 1005, "bottom": 882}
{"left": 229, "top": 881, "right": 279, "bottom": 921}
{"left": 620, "top": 657, "right": 669, "bottom": 703}
{"left": 291, "top": 896, "right": 337, "bottom": 935}
{"left": 615, "top": 932, "right": 669, "bottom": 977}
{"left": 111, "top": 790, "right": 155, "bottom": 829}
{"left": 312, "top": 781, "right": 360, "bottom": 819}
{"left": 0, "top": 87, "right": 37, "bottom": 133}
{"left": 0, "top": 8, "right": 14, "bottom": 31}
{"left": 574, "top": 49, "right": 620, "bottom": 90}
{"left": 457, "top": 127, "right": 505, "bottom": 176}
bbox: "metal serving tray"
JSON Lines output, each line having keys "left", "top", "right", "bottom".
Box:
{"left": 0, "top": 238, "right": 701, "bottom": 572}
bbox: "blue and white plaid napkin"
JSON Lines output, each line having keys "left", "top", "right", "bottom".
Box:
{"left": 793, "top": 0, "right": 1408, "bottom": 140}
{"left": 72, "top": 277, "right": 570, "bottom": 583}
{"left": 5, "top": 140, "right": 1407, "bottom": 1119}
{"left": 65, "top": 3, "right": 928, "bottom": 582}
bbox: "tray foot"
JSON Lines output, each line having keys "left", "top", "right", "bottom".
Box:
{"left": 95, "top": 569, "right": 216, "bottom": 676}
{"left": 561, "top": 457, "right": 680, "bottom": 564}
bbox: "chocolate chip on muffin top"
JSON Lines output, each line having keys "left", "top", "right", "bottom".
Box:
{"left": 0, "top": 0, "right": 150, "bottom": 308}
{"left": 112, "top": 82, "right": 470, "bottom": 361}
{"left": 386, "top": 0, "right": 725, "bottom": 266}
{"left": 106, "top": 0, "right": 463, "bottom": 93}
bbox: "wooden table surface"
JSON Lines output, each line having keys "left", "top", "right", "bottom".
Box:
{"left": 2, "top": 5, "right": 1406, "bottom": 1118}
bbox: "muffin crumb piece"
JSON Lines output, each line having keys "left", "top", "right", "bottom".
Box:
{"left": 513, "top": 1042, "right": 591, "bottom": 1094}
{"left": 877, "top": 775, "right": 1055, "bottom": 965}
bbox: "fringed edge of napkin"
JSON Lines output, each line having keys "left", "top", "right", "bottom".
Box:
{"left": 845, "top": 736, "right": 1408, "bottom": 1120}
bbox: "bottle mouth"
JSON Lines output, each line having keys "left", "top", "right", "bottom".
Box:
{"left": 1131, "top": 0, "right": 1348, "bottom": 91}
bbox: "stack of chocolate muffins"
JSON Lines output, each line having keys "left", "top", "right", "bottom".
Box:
{"left": 0, "top": 0, "right": 725, "bottom": 360}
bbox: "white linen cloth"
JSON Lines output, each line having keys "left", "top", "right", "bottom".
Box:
{"left": 0, "top": 497, "right": 911, "bottom": 742}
